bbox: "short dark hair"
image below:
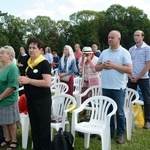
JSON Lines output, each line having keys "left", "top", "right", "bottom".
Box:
{"left": 27, "top": 38, "right": 45, "bottom": 49}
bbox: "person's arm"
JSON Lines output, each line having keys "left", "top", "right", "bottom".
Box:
{"left": 131, "top": 60, "right": 150, "bottom": 82}
{"left": 0, "top": 87, "right": 15, "bottom": 100}
{"left": 18, "top": 74, "right": 51, "bottom": 88}
{"left": 95, "top": 62, "right": 105, "bottom": 72}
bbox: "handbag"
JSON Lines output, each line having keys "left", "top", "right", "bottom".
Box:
{"left": 61, "top": 75, "right": 71, "bottom": 82}
{"left": 133, "top": 104, "right": 144, "bottom": 128}
{"left": 88, "top": 72, "right": 100, "bottom": 86}
{"left": 51, "top": 127, "right": 74, "bottom": 150}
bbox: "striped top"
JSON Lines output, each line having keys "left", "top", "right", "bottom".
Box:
{"left": 129, "top": 42, "right": 150, "bottom": 78}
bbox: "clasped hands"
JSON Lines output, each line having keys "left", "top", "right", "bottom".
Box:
{"left": 18, "top": 76, "right": 30, "bottom": 85}
{"left": 102, "top": 60, "right": 116, "bottom": 69}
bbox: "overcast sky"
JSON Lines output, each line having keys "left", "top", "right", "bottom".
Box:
{"left": 0, "top": 0, "right": 150, "bottom": 21}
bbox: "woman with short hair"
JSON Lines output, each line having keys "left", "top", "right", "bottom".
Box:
{"left": 0, "top": 46, "right": 20, "bottom": 150}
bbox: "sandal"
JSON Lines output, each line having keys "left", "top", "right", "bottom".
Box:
{"left": 7, "top": 141, "right": 18, "bottom": 150}
{"left": 0, "top": 138, "right": 11, "bottom": 147}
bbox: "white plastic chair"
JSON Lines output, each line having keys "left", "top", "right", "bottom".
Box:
{"left": 78, "top": 85, "right": 102, "bottom": 107}
{"left": 51, "top": 74, "right": 60, "bottom": 86}
{"left": 73, "top": 77, "right": 82, "bottom": 103}
{"left": 51, "top": 68, "right": 58, "bottom": 76}
{"left": 50, "top": 82, "right": 68, "bottom": 94}
{"left": 20, "top": 113, "right": 30, "bottom": 149}
{"left": 124, "top": 88, "right": 139, "bottom": 140}
{"left": 18, "top": 86, "right": 30, "bottom": 149}
{"left": 71, "top": 95, "right": 117, "bottom": 150}
{"left": 51, "top": 93, "right": 76, "bottom": 140}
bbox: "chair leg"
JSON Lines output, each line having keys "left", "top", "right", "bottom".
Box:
{"left": 51, "top": 128, "right": 54, "bottom": 141}
{"left": 101, "top": 132, "right": 111, "bottom": 150}
{"left": 84, "top": 133, "right": 90, "bottom": 149}
{"left": 126, "top": 112, "right": 132, "bottom": 140}
{"left": 20, "top": 114, "right": 29, "bottom": 149}
{"left": 66, "top": 124, "right": 70, "bottom": 132}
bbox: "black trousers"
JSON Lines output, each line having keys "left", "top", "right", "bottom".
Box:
{"left": 128, "top": 78, "right": 150, "bottom": 122}
{"left": 27, "top": 97, "right": 51, "bottom": 150}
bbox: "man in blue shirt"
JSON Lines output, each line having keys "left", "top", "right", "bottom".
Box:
{"left": 95, "top": 30, "right": 132, "bottom": 144}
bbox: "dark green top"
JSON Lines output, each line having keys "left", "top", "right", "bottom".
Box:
{"left": 0, "top": 63, "right": 19, "bottom": 107}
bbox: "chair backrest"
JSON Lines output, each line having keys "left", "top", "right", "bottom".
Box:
{"left": 51, "top": 82, "right": 68, "bottom": 94}
{"left": 51, "top": 68, "right": 58, "bottom": 76}
{"left": 79, "top": 95, "right": 117, "bottom": 124}
{"left": 51, "top": 74, "right": 60, "bottom": 85}
{"left": 124, "top": 88, "right": 139, "bottom": 111}
{"left": 52, "top": 94, "right": 76, "bottom": 128}
{"left": 74, "top": 77, "right": 82, "bottom": 93}
{"left": 78, "top": 85, "right": 102, "bottom": 106}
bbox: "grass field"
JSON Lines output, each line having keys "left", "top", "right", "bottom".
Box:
{"left": 1, "top": 125, "right": 150, "bottom": 150}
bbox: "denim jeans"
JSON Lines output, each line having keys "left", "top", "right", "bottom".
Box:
{"left": 102, "top": 88, "right": 125, "bottom": 136}
{"left": 128, "top": 78, "right": 150, "bottom": 122}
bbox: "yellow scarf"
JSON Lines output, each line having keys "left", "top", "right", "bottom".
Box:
{"left": 25, "top": 54, "right": 46, "bottom": 72}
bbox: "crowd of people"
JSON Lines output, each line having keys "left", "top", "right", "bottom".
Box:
{"left": 0, "top": 29, "right": 150, "bottom": 149}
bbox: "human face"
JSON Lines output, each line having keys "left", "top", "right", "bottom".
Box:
{"left": 133, "top": 31, "right": 144, "bottom": 43}
{"left": 108, "top": 31, "right": 120, "bottom": 48}
{"left": 0, "top": 49, "right": 10, "bottom": 63}
{"left": 74, "top": 44, "right": 80, "bottom": 52}
{"left": 92, "top": 44, "right": 97, "bottom": 52}
{"left": 20, "top": 48, "right": 25, "bottom": 54}
{"left": 63, "top": 48, "right": 69, "bottom": 56}
{"left": 28, "top": 42, "right": 41, "bottom": 59}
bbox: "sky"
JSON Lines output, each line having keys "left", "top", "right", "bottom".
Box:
{"left": 0, "top": 0, "right": 150, "bottom": 21}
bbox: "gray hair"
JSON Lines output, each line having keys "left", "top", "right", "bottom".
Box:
{"left": 0, "top": 45, "right": 15, "bottom": 61}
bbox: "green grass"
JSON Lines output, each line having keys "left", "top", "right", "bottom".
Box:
{"left": 1, "top": 124, "right": 150, "bottom": 150}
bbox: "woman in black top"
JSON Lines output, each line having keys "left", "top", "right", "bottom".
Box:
{"left": 18, "top": 38, "right": 51, "bottom": 150}
{"left": 17, "top": 47, "right": 28, "bottom": 75}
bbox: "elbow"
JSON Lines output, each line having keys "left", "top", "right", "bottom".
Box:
{"left": 127, "top": 68, "right": 132, "bottom": 74}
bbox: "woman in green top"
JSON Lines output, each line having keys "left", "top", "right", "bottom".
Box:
{"left": 0, "top": 46, "right": 19, "bottom": 150}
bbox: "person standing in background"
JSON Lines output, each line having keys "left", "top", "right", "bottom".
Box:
{"left": 128, "top": 30, "right": 150, "bottom": 129}
{"left": 95, "top": 30, "right": 132, "bottom": 144}
{"left": 44, "top": 46, "right": 53, "bottom": 65}
{"left": 79, "top": 47, "right": 99, "bottom": 102}
{"left": 92, "top": 44, "right": 101, "bottom": 58}
{"left": 17, "top": 47, "right": 28, "bottom": 75}
{"left": 18, "top": 38, "right": 51, "bottom": 150}
{"left": 0, "top": 46, "right": 20, "bottom": 149}
{"left": 74, "top": 44, "right": 83, "bottom": 75}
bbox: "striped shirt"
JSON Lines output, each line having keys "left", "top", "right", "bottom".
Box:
{"left": 129, "top": 42, "right": 150, "bottom": 78}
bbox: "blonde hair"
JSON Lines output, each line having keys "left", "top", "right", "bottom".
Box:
{"left": 0, "top": 45, "right": 15, "bottom": 61}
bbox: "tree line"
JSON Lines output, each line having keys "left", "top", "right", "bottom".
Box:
{"left": 0, "top": 4, "right": 150, "bottom": 57}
